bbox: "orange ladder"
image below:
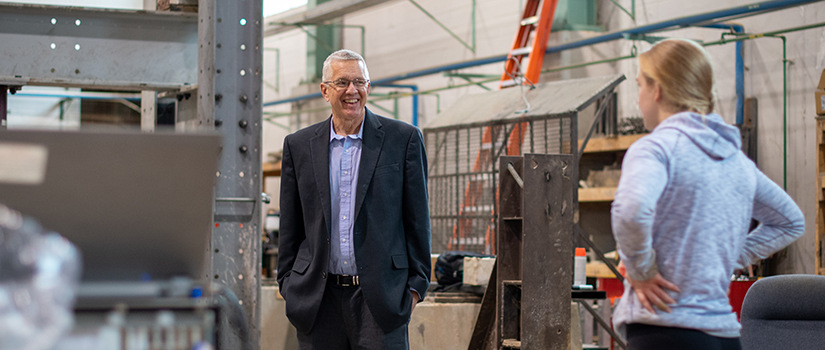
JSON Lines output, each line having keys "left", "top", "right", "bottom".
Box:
{"left": 450, "top": 0, "right": 559, "bottom": 254}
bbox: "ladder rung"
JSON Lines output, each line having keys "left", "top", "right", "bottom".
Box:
{"left": 510, "top": 47, "right": 532, "bottom": 57}
{"left": 520, "top": 15, "right": 539, "bottom": 26}
{"left": 500, "top": 79, "right": 518, "bottom": 88}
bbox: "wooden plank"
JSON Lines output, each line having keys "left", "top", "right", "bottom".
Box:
{"left": 501, "top": 339, "right": 522, "bottom": 349}
{"left": 586, "top": 261, "right": 620, "bottom": 279}
{"left": 262, "top": 161, "right": 281, "bottom": 177}
{"left": 579, "top": 134, "right": 645, "bottom": 154}
{"left": 578, "top": 187, "right": 616, "bottom": 202}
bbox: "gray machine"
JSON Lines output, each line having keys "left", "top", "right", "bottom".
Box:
{"left": 0, "top": 129, "right": 224, "bottom": 349}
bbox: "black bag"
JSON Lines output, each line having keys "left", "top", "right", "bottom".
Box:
{"left": 434, "top": 251, "right": 493, "bottom": 292}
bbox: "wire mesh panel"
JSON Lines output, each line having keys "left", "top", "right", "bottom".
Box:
{"left": 425, "top": 114, "right": 576, "bottom": 255}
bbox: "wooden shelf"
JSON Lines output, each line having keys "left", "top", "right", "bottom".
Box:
{"left": 262, "top": 161, "right": 281, "bottom": 177}
{"left": 579, "top": 133, "right": 646, "bottom": 153}
{"left": 586, "top": 261, "right": 620, "bottom": 278}
{"left": 578, "top": 187, "right": 616, "bottom": 202}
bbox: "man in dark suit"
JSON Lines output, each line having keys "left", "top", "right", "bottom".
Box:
{"left": 277, "top": 49, "right": 431, "bottom": 349}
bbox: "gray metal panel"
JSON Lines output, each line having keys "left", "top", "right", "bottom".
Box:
{"left": 201, "top": 0, "right": 264, "bottom": 349}
{"left": 522, "top": 153, "right": 574, "bottom": 350}
{"left": 0, "top": 3, "right": 197, "bottom": 90}
{"left": 424, "top": 74, "right": 625, "bottom": 130}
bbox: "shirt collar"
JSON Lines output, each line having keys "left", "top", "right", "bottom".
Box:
{"left": 329, "top": 117, "right": 365, "bottom": 142}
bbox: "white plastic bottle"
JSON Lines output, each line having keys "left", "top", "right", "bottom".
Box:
{"left": 573, "top": 247, "right": 587, "bottom": 286}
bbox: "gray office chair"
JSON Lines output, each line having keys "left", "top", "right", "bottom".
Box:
{"left": 740, "top": 274, "right": 825, "bottom": 350}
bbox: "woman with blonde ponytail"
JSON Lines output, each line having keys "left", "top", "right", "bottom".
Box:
{"left": 610, "top": 39, "right": 805, "bottom": 350}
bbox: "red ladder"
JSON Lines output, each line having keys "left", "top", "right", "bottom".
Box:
{"left": 450, "top": 0, "right": 559, "bottom": 254}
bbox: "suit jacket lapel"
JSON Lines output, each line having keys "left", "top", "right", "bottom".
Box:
{"left": 311, "top": 118, "right": 332, "bottom": 234}
{"left": 354, "top": 109, "right": 384, "bottom": 222}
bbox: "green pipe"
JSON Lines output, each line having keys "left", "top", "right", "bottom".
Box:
{"left": 408, "top": 0, "right": 475, "bottom": 53}
{"left": 455, "top": 75, "right": 492, "bottom": 90}
{"left": 766, "top": 34, "right": 788, "bottom": 190}
{"left": 472, "top": 0, "right": 476, "bottom": 53}
{"left": 542, "top": 53, "right": 637, "bottom": 74}
{"left": 263, "top": 117, "right": 291, "bottom": 131}
{"left": 368, "top": 100, "right": 396, "bottom": 116}
{"left": 609, "top": 0, "right": 635, "bottom": 21}
{"left": 264, "top": 48, "right": 280, "bottom": 93}
{"left": 291, "top": 23, "right": 366, "bottom": 57}
{"left": 704, "top": 21, "right": 825, "bottom": 189}
{"left": 296, "top": 24, "right": 337, "bottom": 53}
{"left": 703, "top": 21, "right": 825, "bottom": 46}
{"left": 444, "top": 73, "right": 499, "bottom": 79}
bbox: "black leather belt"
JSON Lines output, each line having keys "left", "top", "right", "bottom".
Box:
{"left": 329, "top": 273, "right": 360, "bottom": 287}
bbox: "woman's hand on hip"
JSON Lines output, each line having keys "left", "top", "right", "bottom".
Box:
{"left": 627, "top": 273, "right": 680, "bottom": 313}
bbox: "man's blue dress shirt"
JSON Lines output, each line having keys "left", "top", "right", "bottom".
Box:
{"left": 328, "top": 120, "right": 363, "bottom": 276}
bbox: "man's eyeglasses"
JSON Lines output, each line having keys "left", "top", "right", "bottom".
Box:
{"left": 324, "top": 79, "right": 369, "bottom": 89}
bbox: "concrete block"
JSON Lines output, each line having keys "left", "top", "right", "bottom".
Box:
{"left": 261, "top": 286, "right": 298, "bottom": 350}
{"left": 409, "top": 302, "right": 481, "bottom": 350}
{"left": 463, "top": 256, "right": 495, "bottom": 286}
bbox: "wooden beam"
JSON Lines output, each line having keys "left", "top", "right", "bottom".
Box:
{"left": 578, "top": 187, "right": 616, "bottom": 202}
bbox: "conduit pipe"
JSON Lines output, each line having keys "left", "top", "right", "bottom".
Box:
{"left": 263, "top": 0, "right": 822, "bottom": 108}
{"left": 381, "top": 84, "right": 420, "bottom": 126}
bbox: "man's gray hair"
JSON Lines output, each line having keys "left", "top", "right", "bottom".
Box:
{"left": 322, "top": 49, "right": 370, "bottom": 82}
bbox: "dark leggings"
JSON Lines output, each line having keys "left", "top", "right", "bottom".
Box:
{"left": 626, "top": 324, "right": 741, "bottom": 350}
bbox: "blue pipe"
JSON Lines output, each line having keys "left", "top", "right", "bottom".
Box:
{"left": 701, "top": 23, "right": 745, "bottom": 125}
{"left": 378, "top": 84, "right": 420, "bottom": 127}
{"left": 263, "top": 0, "right": 819, "bottom": 107}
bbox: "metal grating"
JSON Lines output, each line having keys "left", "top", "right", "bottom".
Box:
{"left": 424, "top": 74, "right": 625, "bottom": 256}
{"left": 426, "top": 115, "right": 575, "bottom": 254}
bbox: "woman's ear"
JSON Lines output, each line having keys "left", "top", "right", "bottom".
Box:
{"left": 653, "top": 81, "right": 664, "bottom": 103}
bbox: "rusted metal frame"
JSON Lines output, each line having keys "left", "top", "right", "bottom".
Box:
{"left": 425, "top": 131, "right": 449, "bottom": 174}
{"left": 430, "top": 170, "right": 496, "bottom": 179}
{"left": 577, "top": 92, "right": 613, "bottom": 163}
{"left": 575, "top": 224, "right": 624, "bottom": 283}
{"left": 497, "top": 156, "right": 523, "bottom": 348}
{"left": 521, "top": 153, "right": 573, "bottom": 349}
{"left": 575, "top": 299, "right": 627, "bottom": 349}
{"left": 431, "top": 214, "right": 493, "bottom": 219}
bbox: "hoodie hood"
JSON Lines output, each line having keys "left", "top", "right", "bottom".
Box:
{"left": 655, "top": 112, "right": 741, "bottom": 160}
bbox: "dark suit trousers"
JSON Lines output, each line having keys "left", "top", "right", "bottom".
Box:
{"left": 297, "top": 279, "right": 409, "bottom": 350}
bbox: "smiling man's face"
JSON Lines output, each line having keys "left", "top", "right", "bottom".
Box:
{"left": 321, "top": 60, "right": 371, "bottom": 124}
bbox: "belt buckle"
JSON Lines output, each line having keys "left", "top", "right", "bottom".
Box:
{"left": 338, "top": 274, "right": 358, "bottom": 287}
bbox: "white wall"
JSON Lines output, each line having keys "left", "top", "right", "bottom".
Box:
{"left": 263, "top": 0, "right": 825, "bottom": 273}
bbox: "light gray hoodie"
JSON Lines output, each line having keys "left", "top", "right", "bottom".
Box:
{"left": 611, "top": 112, "right": 805, "bottom": 338}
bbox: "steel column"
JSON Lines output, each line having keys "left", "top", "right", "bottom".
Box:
{"left": 200, "top": 0, "right": 263, "bottom": 349}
